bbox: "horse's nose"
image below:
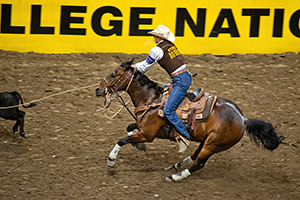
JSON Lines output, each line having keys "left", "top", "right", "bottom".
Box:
{"left": 95, "top": 88, "right": 99, "bottom": 96}
{"left": 96, "top": 87, "right": 106, "bottom": 97}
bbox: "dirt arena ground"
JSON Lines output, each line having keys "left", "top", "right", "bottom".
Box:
{"left": 0, "top": 50, "right": 299, "bottom": 200}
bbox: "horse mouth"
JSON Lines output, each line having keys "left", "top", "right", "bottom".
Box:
{"left": 95, "top": 88, "right": 106, "bottom": 97}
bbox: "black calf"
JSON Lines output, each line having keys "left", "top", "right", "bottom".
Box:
{"left": 0, "top": 91, "right": 36, "bottom": 138}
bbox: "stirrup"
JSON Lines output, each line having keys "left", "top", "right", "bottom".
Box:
{"left": 176, "top": 135, "right": 190, "bottom": 153}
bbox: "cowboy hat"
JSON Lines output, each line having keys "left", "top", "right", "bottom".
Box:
{"left": 147, "top": 25, "right": 175, "bottom": 43}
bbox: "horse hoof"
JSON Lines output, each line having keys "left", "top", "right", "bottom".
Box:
{"left": 107, "top": 158, "right": 116, "bottom": 168}
{"left": 20, "top": 133, "right": 28, "bottom": 139}
{"left": 164, "top": 165, "right": 177, "bottom": 171}
{"left": 14, "top": 131, "right": 18, "bottom": 136}
{"left": 165, "top": 175, "right": 174, "bottom": 182}
{"left": 136, "top": 143, "right": 146, "bottom": 151}
{"left": 132, "top": 143, "right": 146, "bottom": 151}
{"left": 166, "top": 169, "right": 191, "bottom": 182}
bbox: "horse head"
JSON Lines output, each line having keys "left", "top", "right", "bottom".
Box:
{"left": 95, "top": 59, "right": 135, "bottom": 97}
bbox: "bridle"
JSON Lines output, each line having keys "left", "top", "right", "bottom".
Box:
{"left": 100, "top": 68, "right": 136, "bottom": 119}
{"left": 103, "top": 68, "right": 136, "bottom": 97}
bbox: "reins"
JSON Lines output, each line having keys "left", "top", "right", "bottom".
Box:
{"left": 116, "top": 93, "right": 136, "bottom": 120}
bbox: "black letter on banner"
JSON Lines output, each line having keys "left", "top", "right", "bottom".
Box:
{"left": 273, "top": 9, "right": 284, "bottom": 37}
{"left": 176, "top": 8, "right": 206, "bottom": 37}
{"left": 242, "top": 9, "right": 270, "bottom": 37}
{"left": 129, "top": 7, "right": 155, "bottom": 36}
{"left": 289, "top": 9, "right": 300, "bottom": 38}
{"left": 60, "top": 6, "right": 86, "bottom": 35}
{"left": 209, "top": 9, "right": 239, "bottom": 37}
{"left": 92, "top": 6, "right": 122, "bottom": 36}
{"left": 1, "top": 4, "right": 25, "bottom": 34}
{"left": 31, "top": 5, "right": 55, "bottom": 34}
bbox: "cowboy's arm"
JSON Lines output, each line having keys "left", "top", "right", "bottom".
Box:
{"left": 132, "top": 46, "right": 163, "bottom": 73}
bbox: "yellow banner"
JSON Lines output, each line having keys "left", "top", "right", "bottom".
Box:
{"left": 0, "top": 0, "right": 300, "bottom": 55}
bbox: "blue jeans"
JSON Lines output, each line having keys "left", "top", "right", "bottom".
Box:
{"left": 163, "top": 71, "right": 191, "bottom": 139}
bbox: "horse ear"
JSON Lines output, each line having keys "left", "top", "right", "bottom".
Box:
{"left": 121, "top": 58, "right": 135, "bottom": 68}
{"left": 129, "top": 58, "right": 135, "bottom": 66}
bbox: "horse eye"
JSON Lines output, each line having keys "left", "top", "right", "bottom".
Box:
{"left": 111, "top": 74, "right": 116, "bottom": 78}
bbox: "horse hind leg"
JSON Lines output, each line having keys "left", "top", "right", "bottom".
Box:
{"left": 165, "top": 127, "right": 243, "bottom": 182}
{"left": 165, "top": 145, "right": 213, "bottom": 182}
{"left": 165, "top": 132, "right": 220, "bottom": 182}
{"left": 165, "top": 142, "right": 204, "bottom": 171}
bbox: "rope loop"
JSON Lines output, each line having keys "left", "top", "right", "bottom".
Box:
{"left": 96, "top": 91, "right": 132, "bottom": 119}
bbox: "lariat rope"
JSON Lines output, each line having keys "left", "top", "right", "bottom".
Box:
{"left": 0, "top": 70, "right": 163, "bottom": 120}
{"left": 0, "top": 83, "right": 99, "bottom": 109}
{"left": 96, "top": 91, "right": 132, "bottom": 119}
{"left": 96, "top": 70, "right": 136, "bottom": 120}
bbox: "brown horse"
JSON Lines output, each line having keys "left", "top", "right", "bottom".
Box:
{"left": 95, "top": 59, "right": 285, "bottom": 182}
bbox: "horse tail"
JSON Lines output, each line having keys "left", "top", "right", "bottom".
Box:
{"left": 13, "top": 91, "right": 36, "bottom": 108}
{"left": 244, "top": 118, "right": 285, "bottom": 150}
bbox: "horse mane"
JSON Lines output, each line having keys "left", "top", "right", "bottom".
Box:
{"left": 120, "top": 60, "right": 163, "bottom": 95}
{"left": 132, "top": 69, "right": 163, "bottom": 95}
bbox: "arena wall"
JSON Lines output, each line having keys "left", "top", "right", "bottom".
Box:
{"left": 0, "top": 0, "right": 300, "bottom": 55}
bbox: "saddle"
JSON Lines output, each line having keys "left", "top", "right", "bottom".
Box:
{"left": 158, "top": 84, "right": 217, "bottom": 131}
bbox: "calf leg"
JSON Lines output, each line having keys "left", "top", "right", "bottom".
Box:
{"left": 13, "top": 120, "right": 20, "bottom": 135}
{"left": 8, "top": 110, "right": 26, "bottom": 138}
{"left": 17, "top": 111, "right": 27, "bottom": 138}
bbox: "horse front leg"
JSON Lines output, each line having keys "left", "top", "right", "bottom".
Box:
{"left": 126, "top": 123, "right": 146, "bottom": 151}
{"left": 107, "top": 131, "right": 148, "bottom": 168}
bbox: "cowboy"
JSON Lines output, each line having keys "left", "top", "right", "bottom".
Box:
{"left": 132, "top": 24, "right": 191, "bottom": 153}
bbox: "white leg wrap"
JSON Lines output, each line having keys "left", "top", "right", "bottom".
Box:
{"left": 175, "top": 156, "right": 193, "bottom": 169}
{"left": 172, "top": 169, "right": 191, "bottom": 181}
{"left": 109, "top": 144, "right": 121, "bottom": 160}
{"left": 127, "top": 131, "right": 133, "bottom": 136}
